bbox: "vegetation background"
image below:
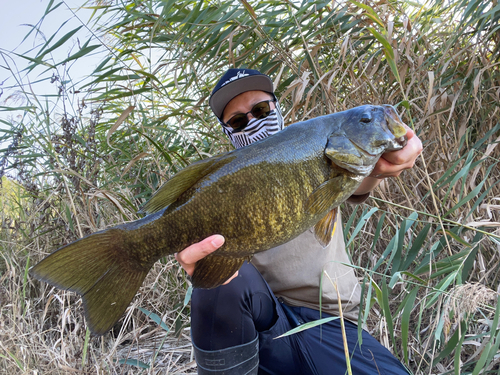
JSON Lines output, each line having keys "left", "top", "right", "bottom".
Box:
{"left": 1, "top": 0, "right": 499, "bottom": 373}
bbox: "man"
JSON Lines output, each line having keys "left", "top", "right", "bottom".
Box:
{"left": 176, "top": 69, "right": 422, "bottom": 374}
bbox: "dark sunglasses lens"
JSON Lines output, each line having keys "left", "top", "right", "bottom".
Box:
{"left": 227, "top": 101, "right": 273, "bottom": 130}
{"left": 227, "top": 114, "right": 249, "bottom": 130}
{"left": 251, "top": 101, "right": 271, "bottom": 119}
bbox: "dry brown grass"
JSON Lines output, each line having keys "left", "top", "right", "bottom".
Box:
{"left": 1, "top": 225, "right": 197, "bottom": 374}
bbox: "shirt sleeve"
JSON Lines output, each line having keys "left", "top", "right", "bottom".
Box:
{"left": 345, "top": 192, "right": 370, "bottom": 204}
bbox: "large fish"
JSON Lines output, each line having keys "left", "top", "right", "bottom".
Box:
{"left": 31, "top": 104, "right": 407, "bottom": 334}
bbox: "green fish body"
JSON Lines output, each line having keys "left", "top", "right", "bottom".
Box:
{"left": 31, "top": 104, "right": 407, "bottom": 334}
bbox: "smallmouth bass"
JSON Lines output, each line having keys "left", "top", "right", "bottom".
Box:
{"left": 31, "top": 104, "right": 408, "bottom": 334}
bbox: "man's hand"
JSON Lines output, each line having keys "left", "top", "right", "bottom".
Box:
{"left": 353, "top": 125, "right": 422, "bottom": 195}
{"left": 175, "top": 235, "right": 239, "bottom": 285}
{"left": 371, "top": 124, "right": 423, "bottom": 179}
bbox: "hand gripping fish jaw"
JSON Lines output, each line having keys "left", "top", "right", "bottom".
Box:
{"left": 324, "top": 105, "right": 408, "bottom": 176}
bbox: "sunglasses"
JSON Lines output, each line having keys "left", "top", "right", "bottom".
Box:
{"left": 225, "top": 100, "right": 275, "bottom": 131}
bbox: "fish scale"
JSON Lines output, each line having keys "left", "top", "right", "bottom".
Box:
{"left": 31, "top": 104, "right": 408, "bottom": 335}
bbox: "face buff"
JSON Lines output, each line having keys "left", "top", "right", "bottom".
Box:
{"left": 220, "top": 103, "right": 285, "bottom": 149}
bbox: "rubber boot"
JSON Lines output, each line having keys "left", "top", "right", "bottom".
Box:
{"left": 193, "top": 334, "right": 259, "bottom": 374}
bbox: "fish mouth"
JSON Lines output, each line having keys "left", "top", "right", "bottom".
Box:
{"left": 350, "top": 140, "right": 376, "bottom": 157}
{"left": 383, "top": 105, "right": 408, "bottom": 150}
{"left": 330, "top": 154, "right": 376, "bottom": 176}
{"left": 395, "top": 136, "right": 407, "bottom": 148}
{"left": 331, "top": 160, "right": 373, "bottom": 177}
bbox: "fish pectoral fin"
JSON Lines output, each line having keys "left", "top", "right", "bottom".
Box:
{"left": 304, "top": 176, "right": 345, "bottom": 216}
{"left": 140, "top": 153, "right": 234, "bottom": 214}
{"left": 191, "top": 254, "right": 249, "bottom": 289}
{"left": 314, "top": 208, "right": 338, "bottom": 248}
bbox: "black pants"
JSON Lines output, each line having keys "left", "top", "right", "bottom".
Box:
{"left": 191, "top": 262, "right": 410, "bottom": 375}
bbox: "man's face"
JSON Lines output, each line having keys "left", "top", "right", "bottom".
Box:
{"left": 222, "top": 90, "right": 275, "bottom": 126}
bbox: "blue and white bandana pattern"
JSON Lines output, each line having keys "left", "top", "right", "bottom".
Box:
{"left": 220, "top": 103, "right": 285, "bottom": 149}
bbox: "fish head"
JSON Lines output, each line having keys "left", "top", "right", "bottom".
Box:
{"left": 325, "top": 105, "right": 408, "bottom": 176}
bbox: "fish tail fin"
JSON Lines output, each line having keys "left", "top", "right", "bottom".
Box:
{"left": 30, "top": 229, "right": 150, "bottom": 335}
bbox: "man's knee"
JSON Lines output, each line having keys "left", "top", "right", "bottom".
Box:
{"left": 190, "top": 262, "right": 276, "bottom": 349}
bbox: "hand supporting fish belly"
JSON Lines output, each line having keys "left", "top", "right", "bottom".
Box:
{"left": 30, "top": 104, "right": 408, "bottom": 334}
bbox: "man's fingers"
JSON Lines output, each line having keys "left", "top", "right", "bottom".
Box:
{"left": 175, "top": 235, "right": 225, "bottom": 276}
{"left": 370, "top": 126, "right": 422, "bottom": 178}
{"left": 382, "top": 130, "right": 422, "bottom": 166}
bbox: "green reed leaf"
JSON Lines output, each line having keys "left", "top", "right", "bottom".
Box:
{"left": 118, "top": 359, "right": 150, "bottom": 369}
{"left": 38, "top": 26, "right": 83, "bottom": 58}
{"left": 402, "top": 286, "right": 419, "bottom": 364}
{"left": 275, "top": 316, "right": 339, "bottom": 339}
{"left": 346, "top": 207, "right": 378, "bottom": 247}
{"left": 138, "top": 307, "right": 169, "bottom": 332}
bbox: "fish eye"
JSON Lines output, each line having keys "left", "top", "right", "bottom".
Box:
{"left": 360, "top": 113, "right": 372, "bottom": 123}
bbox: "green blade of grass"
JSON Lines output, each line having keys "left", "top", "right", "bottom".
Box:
{"left": 402, "top": 286, "right": 419, "bottom": 364}
{"left": 275, "top": 316, "right": 340, "bottom": 339}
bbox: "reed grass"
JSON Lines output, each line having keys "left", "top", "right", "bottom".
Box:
{"left": 1, "top": 0, "right": 499, "bottom": 373}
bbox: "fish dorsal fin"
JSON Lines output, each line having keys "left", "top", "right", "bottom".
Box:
{"left": 304, "top": 176, "right": 345, "bottom": 216}
{"left": 191, "top": 253, "right": 250, "bottom": 289}
{"left": 140, "top": 154, "right": 232, "bottom": 214}
{"left": 314, "top": 208, "right": 338, "bottom": 248}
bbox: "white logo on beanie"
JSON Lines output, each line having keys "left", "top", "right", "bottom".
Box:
{"left": 220, "top": 70, "right": 249, "bottom": 87}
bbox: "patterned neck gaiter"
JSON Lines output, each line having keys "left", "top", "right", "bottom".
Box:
{"left": 219, "top": 103, "right": 285, "bottom": 149}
